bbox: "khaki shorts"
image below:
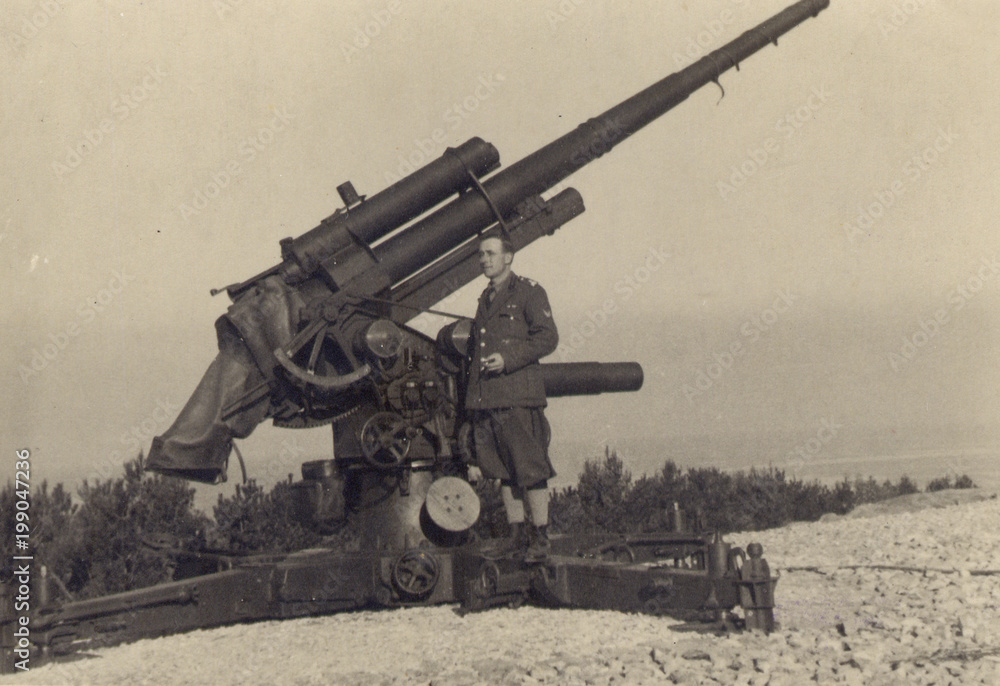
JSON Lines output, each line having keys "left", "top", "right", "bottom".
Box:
{"left": 472, "top": 407, "right": 555, "bottom": 489}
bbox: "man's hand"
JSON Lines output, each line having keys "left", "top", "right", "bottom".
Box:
{"left": 482, "top": 353, "right": 505, "bottom": 374}
{"left": 466, "top": 465, "right": 483, "bottom": 484}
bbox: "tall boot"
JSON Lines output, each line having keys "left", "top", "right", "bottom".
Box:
{"left": 483, "top": 522, "right": 526, "bottom": 560}
{"left": 510, "top": 521, "right": 527, "bottom": 553}
{"left": 524, "top": 524, "right": 550, "bottom": 562}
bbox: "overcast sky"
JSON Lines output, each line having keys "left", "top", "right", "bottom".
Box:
{"left": 3, "top": 0, "right": 998, "bottom": 502}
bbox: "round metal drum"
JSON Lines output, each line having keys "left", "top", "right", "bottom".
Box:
{"left": 424, "top": 476, "right": 480, "bottom": 532}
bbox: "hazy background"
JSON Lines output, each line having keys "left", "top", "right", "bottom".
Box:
{"left": 3, "top": 0, "right": 998, "bottom": 511}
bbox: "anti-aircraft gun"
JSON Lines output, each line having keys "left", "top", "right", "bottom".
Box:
{"left": 2, "top": 0, "right": 828, "bottom": 669}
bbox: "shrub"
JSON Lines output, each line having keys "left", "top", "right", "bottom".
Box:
{"left": 69, "top": 453, "right": 210, "bottom": 599}
{"left": 210, "top": 478, "right": 321, "bottom": 555}
{"left": 953, "top": 474, "right": 976, "bottom": 489}
{"left": 576, "top": 448, "right": 633, "bottom": 534}
{"left": 896, "top": 475, "right": 919, "bottom": 496}
{"left": 926, "top": 476, "right": 952, "bottom": 492}
{"left": 548, "top": 451, "right": 954, "bottom": 537}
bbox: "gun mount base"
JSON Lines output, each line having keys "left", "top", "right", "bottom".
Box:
{"left": 5, "top": 529, "right": 776, "bottom": 672}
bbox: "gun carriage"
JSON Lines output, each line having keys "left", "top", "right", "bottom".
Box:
{"left": 2, "top": 0, "right": 828, "bottom": 669}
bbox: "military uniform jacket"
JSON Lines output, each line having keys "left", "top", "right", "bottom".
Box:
{"left": 465, "top": 273, "right": 559, "bottom": 410}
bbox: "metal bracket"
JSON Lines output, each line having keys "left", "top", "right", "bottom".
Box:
{"left": 445, "top": 148, "right": 513, "bottom": 244}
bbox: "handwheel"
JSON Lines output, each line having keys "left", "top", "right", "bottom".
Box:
{"left": 359, "top": 412, "right": 411, "bottom": 468}
{"left": 273, "top": 300, "right": 372, "bottom": 394}
{"left": 391, "top": 550, "right": 440, "bottom": 600}
{"left": 598, "top": 543, "right": 636, "bottom": 563}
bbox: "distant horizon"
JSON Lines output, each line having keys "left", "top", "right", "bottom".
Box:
{"left": 7, "top": 413, "right": 994, "bottom": 523}
{"left": 11, "top": 302, "right": 1000, "bottom": 514}
{"left": 212, "top": 423, "right": 999, "bottom": 515}
{"left": 545, "top": 423, "right": 1000, "bottom": 514}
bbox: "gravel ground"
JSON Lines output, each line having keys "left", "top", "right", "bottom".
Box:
{"left": 5, "top": 490, "right": 999, "bottom": 685}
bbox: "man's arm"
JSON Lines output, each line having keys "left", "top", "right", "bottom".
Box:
{"left": 502, "top": 283, "right": 558, "bottom": 373}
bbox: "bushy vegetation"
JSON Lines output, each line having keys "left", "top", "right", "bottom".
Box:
{"left": 547, "top": 448, "right": 976, "bottom": 536}
{"left": 210, "top": 478, "right": 322, "bottom": 555}
{"left": 0, "top": 454, "right": 320, "bottom": 603}
{"left": 0, "top": 447, "right": 981, "bottom": 601}
{"left": 1, "top": 454, "right": 210, "bottom": 602}
{"left": 926, "top": 473, "right": 976, "bottom": 492}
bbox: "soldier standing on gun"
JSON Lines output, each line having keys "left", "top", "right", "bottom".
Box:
{"left": 465, "top": 234, "right": 558, "bottom": 561}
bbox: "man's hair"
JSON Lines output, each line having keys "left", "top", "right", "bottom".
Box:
{"left": 480, "top": 233, "right": 515, "bottom": 256}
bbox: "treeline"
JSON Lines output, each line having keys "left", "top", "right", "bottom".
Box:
{"left": 0, "top": 454, "right": 324, "bottom": 603}
{"left": 546, "top": 448, "right": 976, "bottom": 536}
{"left": 1, "top": 449, "right": 977, "bottom": 603}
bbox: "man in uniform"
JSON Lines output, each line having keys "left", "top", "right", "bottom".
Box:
{"left": 465, "top": 234, "right": 558, "bottom": 561}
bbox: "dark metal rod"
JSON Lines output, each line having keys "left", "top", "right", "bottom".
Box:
{"left": 540, "top": 362, "right": 644, "bottom": 397}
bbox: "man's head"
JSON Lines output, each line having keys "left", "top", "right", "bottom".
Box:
{"left": 478, "top": 236, "right": 514, "bottom": 282}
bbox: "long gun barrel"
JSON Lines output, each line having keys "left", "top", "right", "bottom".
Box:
{"left": 226, "top": 0, "right": 829, "bottom": 299}
{"left": 541, "top": 363, "right": 644, "bottom": 397}
{"left": 346, "top": 0, "right": 831, "bottom": 293}
{"left": 147, "top": 0, "right": 829, "bottom": 484}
